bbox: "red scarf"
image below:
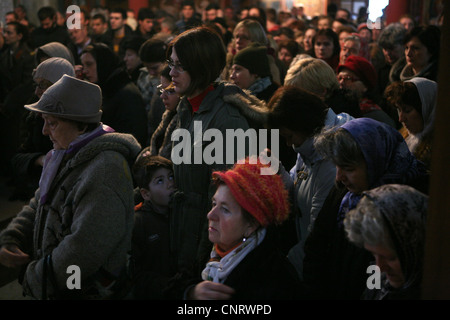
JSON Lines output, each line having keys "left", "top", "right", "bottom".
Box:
{"left": 187, "top": 85, "right": 214, "bottom": 113}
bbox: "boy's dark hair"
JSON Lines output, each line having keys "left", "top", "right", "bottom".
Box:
{"left": 133, "top": 154, "right": 173, "bottom": 189}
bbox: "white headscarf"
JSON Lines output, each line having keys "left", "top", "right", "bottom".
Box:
{"left": 404, "top": 77, "right": 437, "bottom": 152}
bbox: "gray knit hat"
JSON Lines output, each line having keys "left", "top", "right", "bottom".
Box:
{"left": 25, "top": 75, "right": 102, "bottom": 123}
{"left": 33, "top": 57, "right": 75, "bottom": 83}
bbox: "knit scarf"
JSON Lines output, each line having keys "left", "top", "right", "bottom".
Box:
{"left": 39, "top": 124, "right": 115, "bottom": 204}
{"left": 247, "top": 76, "right": 271, "bottom": 96}
{"left": 201, "top": 228, "right": 266, "bottom": 283}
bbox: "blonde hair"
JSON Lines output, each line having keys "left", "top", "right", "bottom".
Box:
{"left": 284, "top": 57, "right": 339, "bottom": 98}
{"left": 233, "top": 19, "right": 268, "bottom": 47}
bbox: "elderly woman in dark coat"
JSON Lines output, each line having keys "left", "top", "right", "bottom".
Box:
{"left": 0, "top": 75, "right": 141, "bottom": 299}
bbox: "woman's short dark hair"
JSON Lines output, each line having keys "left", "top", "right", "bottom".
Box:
{"left": 168, "top": 26, "right": 226, "bottom": 96}
{"left": 404, "top": 25, "right": 441, "bottom": 61}
{"left": 313, "top": 28, "right": 340, "bottom": 57}
{"left": 384, "top": 81, "right": 421, "bottom": 114}
{"left": 266, "top": 85, "right": 328, "bottom": 137}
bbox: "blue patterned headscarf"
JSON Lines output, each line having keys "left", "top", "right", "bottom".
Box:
{"left": 337, "top": 118, "right": 427, "bottom": 226}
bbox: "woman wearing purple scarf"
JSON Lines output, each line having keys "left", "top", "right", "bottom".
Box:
{"left": 0, "top": 75, "right": 141, "bottom": 299}
{"left": 300, "top": 117, "right": 428, "bottom": 299}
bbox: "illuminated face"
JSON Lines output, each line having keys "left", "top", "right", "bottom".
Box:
{"left": 3, "top": 24, "right": 22, "bottom": 46}
{"left": 400, "top": 17, "right": 414, "bottom": 31}
{"left": 278, "top": 47, "right": 294, "bottom": 67}
{"left": 335, "top": 162, "right": 369, "bottom": 194}
{"left": 233, "top": 28, "right": 252, "bottom": 52}
{"left": 91, "top": 18, "right": 107, "bottom": 35}
{"left": 397, "top": 105, "right": 424, "bottom": 135}
{"left": 340, "top": 39, "right": 360, "bottom": 64}
{"left": 229, "top": 64, "right": 257, "bottom": 90}
{"left": 123, "top": 49, "right": 141, "bottom": 72}
{"left": 34, "top": 78, "right": 53, "bottom": 98}
{"left": 159, "top": 76, "right": 179, "bottom": 112}
{"left": 182, "top": 5, "right": 194, "bottom": 19}
{"left": 41, "top": 114, "right": 82, "bottom": 150}
{"left": 318, "top": 18, "right": 330, "bottom": 30}
{"left": 139, "top": 18, "right": 154, "bottom": 33}
{"left": 109, "top": 12, "right": 125, "bottom": 31}
{"left": 314, "top": 35, "right": 334, "bottom": 60}
{"left": 207, "top": 185, "right": 256, "bottom": 252}
{"left": 140, "top": 167, "right": 176, "bottom": 214}
{"left": 303, "top": 29, "right": 316, "bottom": 52}
{"left": 169, "top": 48, "right": 194, "bottom": 97}
{"left": 405, "top": 36, "right": 432, "bottom": 73}
{"left": 364, "top": 243, "right": 405, "bottom": 288}
{"left": 80, "top": 52, "right": 98, "bottom": 83}
{"left": 382, "top": 44, "right": 404, "bottom": 65}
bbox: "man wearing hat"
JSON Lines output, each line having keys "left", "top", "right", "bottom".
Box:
{"left": 337, "top": 55, "right": 396, "bottom": 127}
{"left": 0, "top": 75, "right": 141, "bottom": 299}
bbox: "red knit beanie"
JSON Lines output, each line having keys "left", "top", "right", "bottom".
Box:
{"left": 212, "top": 157, "right": 290, "bottom": 227}
{"left": 337, "top": 55, "right": 377, "bottom": 90}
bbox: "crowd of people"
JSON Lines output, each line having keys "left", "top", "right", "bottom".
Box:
{"left": 0, "top": 1, "right": 442, "bottom": 300}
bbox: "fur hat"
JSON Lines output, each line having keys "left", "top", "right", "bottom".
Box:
{"left": 212, "top": 157, "right": 290, "bottom": 227}
{"left": 337, "top": 55, "right": 377, "bottom": 90}
{"left": 33, "top": 57, "right": 75, "bottom": 83}
{"left": 233, "top": 44, "right": 271, "bottom": 78}
{"left": 24, "top": 74, "right": 102, "bottom": 123}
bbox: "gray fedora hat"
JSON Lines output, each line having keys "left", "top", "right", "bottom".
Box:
{"left": 25, "top": 74, "right": 102, "bottom": 123}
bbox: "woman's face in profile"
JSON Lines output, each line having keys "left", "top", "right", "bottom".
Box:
{"left": 169, "top": 48, "right": 193, "bottom": 97}
{"left": 364, "top": 243, "right": 405, "bottom": 288}
{"left": 80, "top": 52, "right": 98, "bottom": 83}
{"left": 335, "top": 161, "right": 369, "bottom": 194}
{"left": 207, "top": 185, "right": 255, "bottom": 252}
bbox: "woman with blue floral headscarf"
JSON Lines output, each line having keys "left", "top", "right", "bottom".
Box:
{"left": 301, "top": 117, "right": 428, "bottom": 299}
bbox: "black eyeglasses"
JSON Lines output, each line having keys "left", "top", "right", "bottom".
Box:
{"left": 167, "top": 59, "right": 186, "bottom": 73}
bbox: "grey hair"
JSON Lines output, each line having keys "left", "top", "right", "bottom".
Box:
{"left": 313, "top": 126, "right": 365, "bottom": 167}
{"left": 344, "top": 196, "right": 393, "bottom": 249}
{"left": 285, "top": 57, "right": 339, "bottom": 98}
{"left": 377, "top": 22, "right": 407, "bottom": 50}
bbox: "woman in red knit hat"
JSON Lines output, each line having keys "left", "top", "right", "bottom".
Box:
{"left": 186, "top": 157, "right": 302, "bottom": 300}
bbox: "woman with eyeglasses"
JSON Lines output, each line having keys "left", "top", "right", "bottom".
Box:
{"left": 162, "top": 26, "right": 272, "bottom": 299}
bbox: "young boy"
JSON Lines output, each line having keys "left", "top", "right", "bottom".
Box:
{"left": 129, "top": 155, "right": 177, "bottom": 299}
